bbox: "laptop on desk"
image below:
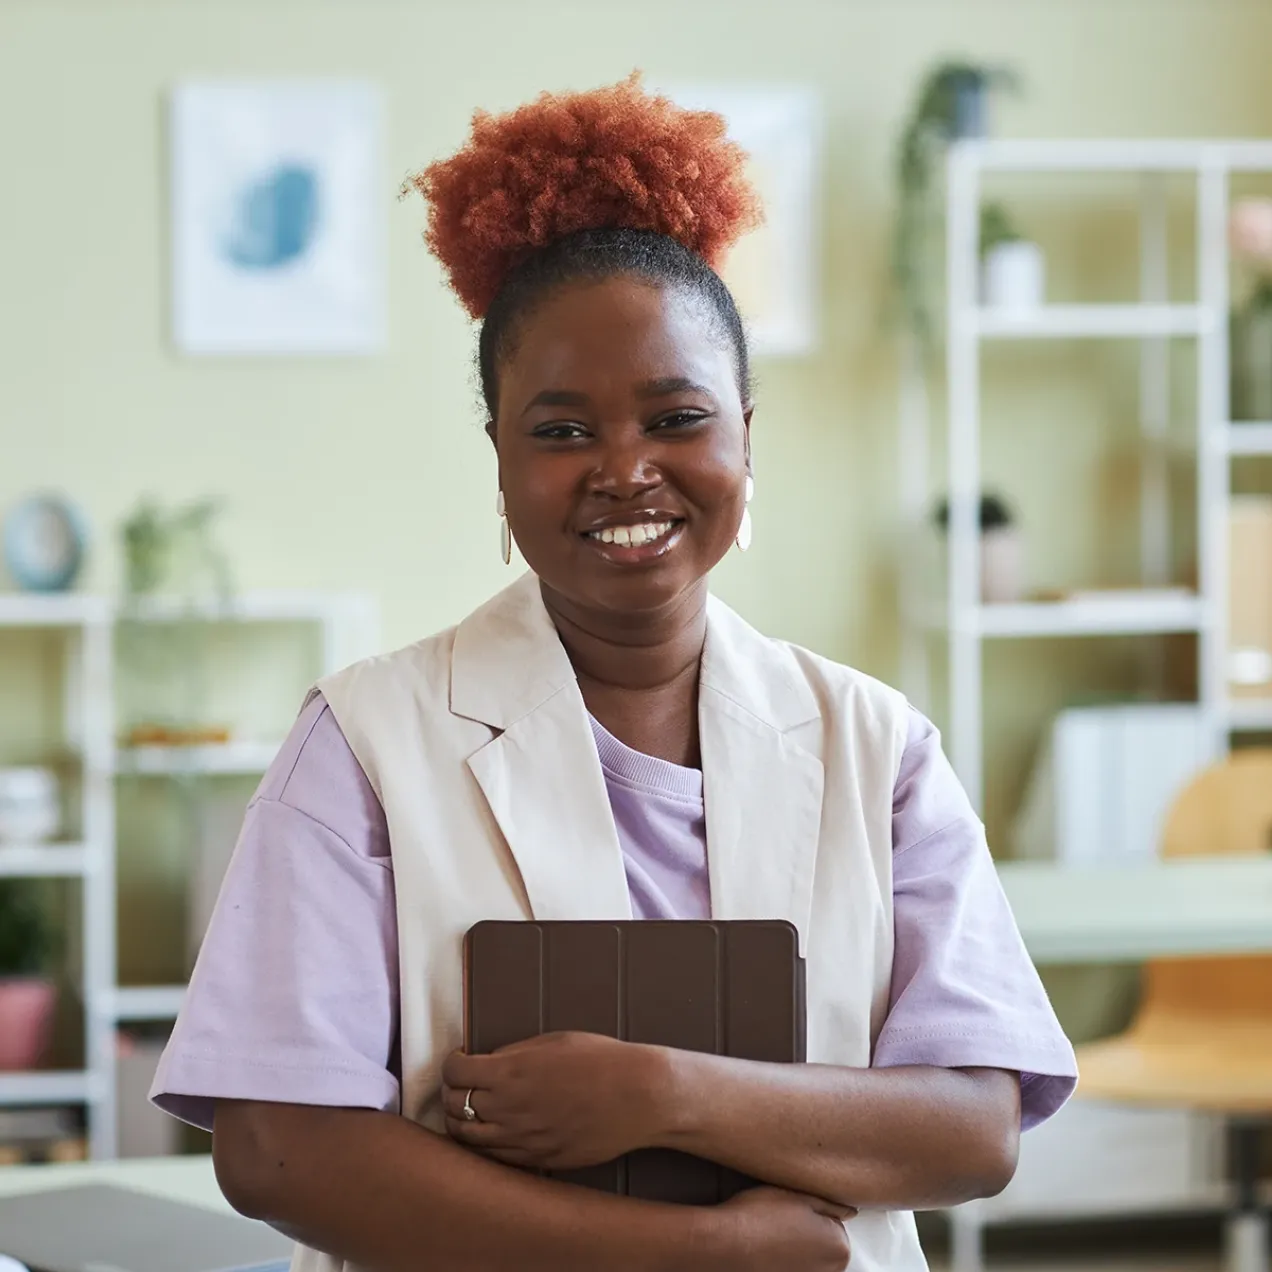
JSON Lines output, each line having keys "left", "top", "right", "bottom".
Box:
{"left": 0, "top": 1185, "right": 291, "bottom": 1272}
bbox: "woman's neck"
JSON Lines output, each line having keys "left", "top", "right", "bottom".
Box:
{"left": 539, "top": 580, "right": 707, "bottom": 766}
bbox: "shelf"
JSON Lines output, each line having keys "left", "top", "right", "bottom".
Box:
{"left": 0, "top": 1071, "right": 94, "bottom": 1107}
{"left": 965, "top": 593, "right": 1205, "bottom": 639}
{"left": 0, "top": 594, "right": 111, "bottom": 628}
{"left": 1225, "top": 423, "right": 1272, "bottom": 456}
{"left": 114, "top": 741, "right": 281, "bottom": 776}
{"left": 110, "top": 985, "right": 187, "bottom": 1022}
{"left": 0, "top": 843, "right": 92, "bottom": 878}
{"left": 0, "top": 591, "right": 368, "bottom": 627}
{"left": 1227, "top": 700, "right": 1272, "bottom": 732}
{"left": 952, "top": 137, "right": 1272, "bottom": 173}
{"left": 972, "top": 305, "right": 1209, "bottom": 340}
{"left": 118, "top": 591, "right": 367, "bottom": 624}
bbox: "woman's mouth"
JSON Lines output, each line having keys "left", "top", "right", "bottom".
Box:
{"left": 581, "top": 518, "right": 684, "bottom": 562}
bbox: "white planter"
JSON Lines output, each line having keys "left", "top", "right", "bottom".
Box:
{"left": 981, "top": 240, "right": 1045, "bottom": 310}
{"left": 0, "top": 768, "right": 60, "bottom": 844}
{"left": 923, "top": 524, "right": 1026, "bottom": 604}
{"left": 980, "top": 526, "right": 1025, "bottom": 603}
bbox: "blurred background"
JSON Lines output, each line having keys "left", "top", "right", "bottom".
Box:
{"left": 1, "top": 1, "right": 1271, "bottom": 1269}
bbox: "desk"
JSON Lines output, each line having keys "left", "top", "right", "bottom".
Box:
{"left": 997, "top": 856, "right": 1272, "bottom": 964}
{"left": 0, "top": 1155, "right": 224, "bottom": 1211}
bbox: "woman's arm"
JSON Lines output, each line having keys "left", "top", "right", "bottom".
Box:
{"left": 445, "top": 1036, "right": 1020, "bottom": 1211}
{"left": 212, "top": 1099, "right": 853, "bottom": 1272}
{"left": 651, "top": 1054, "right": 1020, "bottom": 1211}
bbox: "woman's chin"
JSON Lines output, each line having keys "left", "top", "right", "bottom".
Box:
{"left": 540, "top": 557, "right": 704, "bottom": 620}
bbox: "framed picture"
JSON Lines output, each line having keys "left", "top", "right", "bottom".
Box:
{"left": 663, "top": 85, "right": 821, "bottom": 357}
{"left": 171, "top": 80, "right": 385, "bottom": 355}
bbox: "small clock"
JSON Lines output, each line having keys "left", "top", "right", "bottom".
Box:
{"left": 3, "top": 494, "right": 87, "bottom": 593}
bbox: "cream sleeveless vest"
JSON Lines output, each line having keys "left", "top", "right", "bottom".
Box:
{"left": 296, "top": 572, "right": 925, "bottom": 1272}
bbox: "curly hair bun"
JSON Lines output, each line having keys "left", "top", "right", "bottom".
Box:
{"left": 404, "top": 74, "right": 762, "bottom": 319}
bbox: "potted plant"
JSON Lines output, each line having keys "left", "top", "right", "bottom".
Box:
{"left": 0, "top": 879, "right": 59, "bottom": 1071}
{"left": 980, "top": 200, "right": 1044, "bottom": 310}
{"left": 933, "top": 492, "right": 1025, "bottom": 604}
{"left": 1229, "top": 198, "right": 1272, "bottom": 422}
{"left": 892, "top": 60, "right": 1022, "bottom": 349}
{"left": 120, "top": 497, "right": 232, "bottom": 601}
{"left": 118, "top": 496, "right": 235, "bottom": 751}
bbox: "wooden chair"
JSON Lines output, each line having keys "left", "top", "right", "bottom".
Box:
{"left": 1077, "top": 748, "right": 1272, "bottom": 1272}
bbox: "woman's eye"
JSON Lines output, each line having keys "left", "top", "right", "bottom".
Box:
{"left": 653, "top": 412, "right": 707, "bottom": 432}
{"left": 532, "top": 422, "right": 589, "bottom": 441}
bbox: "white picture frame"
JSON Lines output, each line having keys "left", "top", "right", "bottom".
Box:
{"left": 662, "top": 85, "right": 822, "bottom": 357}
{"left": 171, "top": 80, "right": 385, "bottom": 356}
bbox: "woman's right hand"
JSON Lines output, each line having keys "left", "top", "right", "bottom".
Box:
{"left": 715, "top": 1185, "right": 854, "bottom": 1271}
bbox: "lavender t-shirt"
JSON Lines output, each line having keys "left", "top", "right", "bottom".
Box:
{"left": 152, "top": 694, "right": 1076, "bottom": 1132}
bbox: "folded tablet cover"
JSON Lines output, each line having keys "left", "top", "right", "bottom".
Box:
{"left": 463, "top": 919, "right": 805, "bottom": 1205}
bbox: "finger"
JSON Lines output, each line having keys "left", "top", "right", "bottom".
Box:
{"left": 441, "top": 1084, "right": 495, "bottom": 1124}
{"left": 442, "top": 1049, "right": 496, "bottom": 1091}
{"left": 492, "top": 1031, "right": 568, "bottom": 1055}
{"left": 444, "top": 1115, "right": 512, "bottom": 1148}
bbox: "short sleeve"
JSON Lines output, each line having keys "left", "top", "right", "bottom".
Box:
{"left": 872, "top": 708, "right": 1078, "bottom": 1131}
{"left": 150, "top": 692, "right": 400, "bottom": 1131}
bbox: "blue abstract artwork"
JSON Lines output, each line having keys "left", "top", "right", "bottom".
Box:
{"left": 172, "top": 82, "right": 384, "bottom": 355}
{"left": 221, "top": 164, "right": 321, "bottom": 270}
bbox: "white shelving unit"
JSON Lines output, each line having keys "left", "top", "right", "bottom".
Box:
{"left": 899, "top": 136, "right": 1272, "bottom": 1272}
{"left": 902, "top": 136, "right": 1272, "bottom": 810}
{"left": 0, "top": 590, "right": 377, "bottom": 1158}
{"left": 114, "top": 741, "right": 289, "bottom": 777}
{"left": 0, "top": 594, "right": 114, "bottom": 1156}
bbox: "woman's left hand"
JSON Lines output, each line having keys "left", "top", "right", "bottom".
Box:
{"left": 442, "top": 1032, "right": 668, "bottom": 1170}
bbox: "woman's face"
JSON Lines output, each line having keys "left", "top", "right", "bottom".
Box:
{"left": 493, "top": 276, "right": 751, "bottom": 619}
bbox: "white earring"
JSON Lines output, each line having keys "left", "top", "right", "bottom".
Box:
{"left": 735, "top": 473, "right": 754, "bottom": 553}
{"left": 496, "top": 490, "right": 511, "bottom": 565}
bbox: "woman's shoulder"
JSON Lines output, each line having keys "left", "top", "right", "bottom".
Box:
{"left": 318, "top": 621, "right": 466, "bottom": 739}
{"left": 736, "top": 616, "right": 911, "bottom": 729}
{"left": 706, "top": 597, "right": 911, "bottom": 767}
{"left": 779, "top": 638, "right": 906, "bottom": 705}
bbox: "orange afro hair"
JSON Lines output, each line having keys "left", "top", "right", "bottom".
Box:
{"left": 403, "top": 74, "right": 762, "bottom": 319}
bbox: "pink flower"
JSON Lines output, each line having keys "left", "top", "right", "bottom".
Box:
{"left": 1230, "top": 198, "right": 1272, "bottom": 264}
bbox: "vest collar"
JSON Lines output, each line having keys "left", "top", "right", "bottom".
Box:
{"left": 449, "top": 571, "right": 821, "bottom": 737}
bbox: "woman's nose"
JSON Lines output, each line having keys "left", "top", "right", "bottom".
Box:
{"left": 590, "top": 432, "right": 661, "bottom": 498}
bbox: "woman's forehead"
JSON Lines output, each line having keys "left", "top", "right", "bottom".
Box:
{"left": 501, "top": 277, "right": 735, "bottom": 399}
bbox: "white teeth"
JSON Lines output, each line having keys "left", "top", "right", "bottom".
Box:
{"left": 589, "top": 521, "right": 675, "bottom": 547}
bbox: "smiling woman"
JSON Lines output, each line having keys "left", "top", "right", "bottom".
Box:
{"left": 151, "top": 73, "right": 1076, "bottom": 1272}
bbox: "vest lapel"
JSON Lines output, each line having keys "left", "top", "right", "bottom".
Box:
{"left": 699, "top": 597, "right": 825, "bottom": 951}
{"left": 452, "top": 574, "right": 632, "bottom": 922}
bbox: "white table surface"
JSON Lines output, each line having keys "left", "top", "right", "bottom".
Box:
{"left": 996, "top": 855, "right": 1272, "bottom": 963}
{"left": 0, "top": 1154, "right": 225, "bottom": 1211}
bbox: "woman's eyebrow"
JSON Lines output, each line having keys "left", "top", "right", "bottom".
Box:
{"left": 635, "top": 377, "right": 713, "bottom": 399}
{"left": 521, "top": 388, "right": 591, "bottom": 416}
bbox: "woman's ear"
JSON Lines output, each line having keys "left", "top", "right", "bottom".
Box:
{"left": 743, "top": 405, "right": 754, "bottom": 469}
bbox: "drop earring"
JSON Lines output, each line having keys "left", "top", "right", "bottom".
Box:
{"left": 735, "top": 474, "right": 754, "bottom": 553}
{"left": 496, "top": 490, "right": 512, "bottom": 565}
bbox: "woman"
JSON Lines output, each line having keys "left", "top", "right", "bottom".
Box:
{"left": 152, "top": 78, "right": 1076, "bottom": 1272}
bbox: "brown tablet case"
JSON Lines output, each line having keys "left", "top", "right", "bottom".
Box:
{"left": 463, "top": 919, "right": 805, "bottom": 1205}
